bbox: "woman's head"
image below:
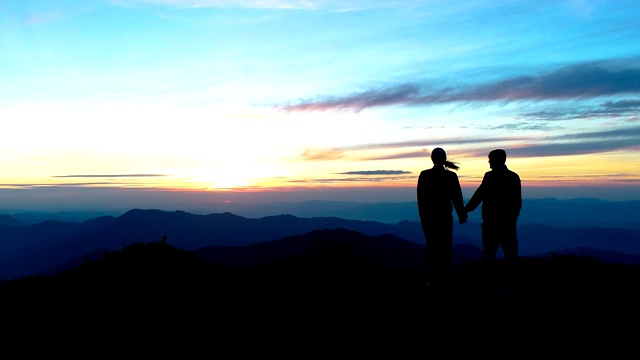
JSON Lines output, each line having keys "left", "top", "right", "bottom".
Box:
{"left": 430, "top": 147, "right": 459, "bottom": 170}
{"left": 431, "top": 147, "right": 447, "bottom": 164}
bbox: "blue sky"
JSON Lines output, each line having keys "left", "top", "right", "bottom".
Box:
{"left": 0, "top": 0, "right": 639, "bottom": 211}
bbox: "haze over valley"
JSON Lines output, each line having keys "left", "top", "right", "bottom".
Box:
{"left": 1, "top": 197, "right": 638, "bottom": 281}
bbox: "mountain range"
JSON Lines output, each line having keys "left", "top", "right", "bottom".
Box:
{"left": 1, "top": 200, "right": 639, "bottom": 281}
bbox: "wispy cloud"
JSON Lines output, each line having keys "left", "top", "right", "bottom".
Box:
{"left": 280, "top": 58, "right": 640, "bottom": 112}
{"left": 23, "top": 11, "right": 65, "bottom": 25}
{"left": 487, "top": 122, "right": 564, "bottom": 131}
{"left": 29, "top": 174, "right": 172, "bottom": 188}
{"left": 9, "top": 3, "right": 87, "bottom": 26}
{"left": 488, "top": 139, "right": 640, "bottom": 158}
{"left": 298, "top": 125, "right": 640, "bottom": 161}
{"left": 601, "top": 99, "right": 640, "bottom": 109}
{"left": 281, "top": 169, "right": 416, "bottom": 186}
{"left": 550, "top": 125, "right": 640, "bottom": 141}
{"left": 0, "top": 182, "right": 161, "bottom": 189}
{"left": 53, "top": 174, "right": 167, "bottom": 178}
{"left": 114, "top": 0, "right": 402, "bottom": 10}
{"left": 464, "top": 125, "right": 640, "bottom": 158}
{"left": 517, "top": 98, "right": 640, "bottom": 122}
{"left": 537, "top": 173, "right": 637, "bottom": 180}
{"left": 289, "top": 174, "right": 415, "bottom": 184}
{"left": 299, "top": 135, "right": 527, "bottom": 160}
{"left": 353, "top": 137, "right": 528, "bottom": 150}
{"left": 300, "top": 148, "right": 345, "bottom": 161}
{"left": 338, "top": 170, "right": 411, "bottom": 175}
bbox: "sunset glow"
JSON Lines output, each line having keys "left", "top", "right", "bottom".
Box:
{"left": 1, "top": 0, "right": 639, "bottom": 210}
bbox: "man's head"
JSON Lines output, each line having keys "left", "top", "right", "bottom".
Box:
{"left": 488, "top": 149, "right": 507, "bottom": 168}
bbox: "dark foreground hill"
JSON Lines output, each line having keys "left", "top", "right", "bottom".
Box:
{"left": 2, "top": 228, "right": 639, "bottom": 353}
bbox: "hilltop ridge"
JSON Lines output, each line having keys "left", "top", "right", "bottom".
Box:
{"left": 2, "top": 228, "right": 638, "bottom": 352}
{"left": 4, "top": 229, "right": 639, "bottom": 312}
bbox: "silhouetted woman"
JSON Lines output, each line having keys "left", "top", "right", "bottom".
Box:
{"left": 417, "top": 147, "right": 467, "bottom": 286}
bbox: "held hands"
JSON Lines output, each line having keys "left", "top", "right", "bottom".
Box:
{"left": 459, "top": 204, "right": 474, "bottom": 224}
{"left": 458, "top": 212, "right": 468, "bottom": 224}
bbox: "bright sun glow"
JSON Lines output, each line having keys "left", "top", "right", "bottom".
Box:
{"left": 1, "top": 1, "right": 639, "bottom": 202}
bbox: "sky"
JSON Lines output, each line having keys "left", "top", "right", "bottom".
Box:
{"left": 1, "top": 0, "right": 639, "bottom": 211}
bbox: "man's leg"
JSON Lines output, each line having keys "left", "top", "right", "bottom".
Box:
{"left": 499, "top": 222, "right": 519, "bottom": 287}
{"left": 500, "top": 222, "right": 518, "bottom": 260}
{"left": 481, "top": 223, "right": 499, "bottom": 264}
{"left": 481, "top": 223, "right": 499, "bottom": 287}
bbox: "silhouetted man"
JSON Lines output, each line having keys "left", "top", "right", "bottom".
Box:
{"left": 465, "top": 149, "right": 521, "bottom": 271}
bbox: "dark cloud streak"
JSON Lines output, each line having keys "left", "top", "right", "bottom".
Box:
{"left": 289, "top": 175, "right": 415, "bottom": 184}
{"left": 338, "top": 170, "right": 411, "bottom": 175}
{"left": 549, "top": 125, "right": 640, "bottom": 140}
{"left": 280, "top": 59, "right": 640, "bottom": 112}
{"left": 54, "top": 174, "right": 167, "bottom": 178}
{"left": 601, "top": 99, "right": 640, "bottom": 109}
{"left": 341, "top": 136, "right": 527, "bottom": 151}
{"left": 504, "top": 139, "right": 640, "bottom": 158}
{"left": 518, "top": 97, "right": 640, "bottom": 121}
{"left": 360, "top": 125, "right": 640, "bottom": 160}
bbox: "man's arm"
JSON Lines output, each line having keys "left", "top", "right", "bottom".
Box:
{"left": 514, "top": 173, "right": 522, "bottom": 219}
{"left": 465, "top": 174, "right": 487, "bottom": 213}
{"left": 416, "top": 171, "right": 426, "bottom": 219}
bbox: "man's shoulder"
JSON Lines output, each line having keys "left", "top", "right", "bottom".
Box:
{"left": 486, "top": 168, "right": 519, "bottom": 179}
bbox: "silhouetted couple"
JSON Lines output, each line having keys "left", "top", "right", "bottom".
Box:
{"left": 417, "top": 148, "right": 521, "bottom": 287}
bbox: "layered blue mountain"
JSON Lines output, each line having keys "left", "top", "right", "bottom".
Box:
{"left": 0, "top": 198, "right": 639, "bottom": 281}
{"left": 194, "top": 197, "right": 640, "bottom": 229}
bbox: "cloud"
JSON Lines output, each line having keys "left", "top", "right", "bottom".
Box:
{"left": 283, "top": 169, "right": 415, "bottom": 186}
{"left": 338, "top": 170, "right": 411, "bottom": 175}
{"left": 361, "top": 151, "right": 437, "bottom": 161}
{"left": 517, "top": 98, "right": 640, "bottom": 121}
{"left": 330, "top": 135, "right": 527, "bottom": 152}
{"left": 300, "top": 148, "right": 345, "bottom": 161}
{"left": 21, "top": 174, "right": 173, "bottom": 189}
{"left": 280, "top": 58, "right": 640, "bottom": 112}
{"left": 10, "top": 2, "right": 90, "bottom": 26}
{"left": 299, "top": 125, "right": 640, "bottom": 161}
{"left": 289, "top": 174, "right": 415, "bottom": 184}
{"left": 24, "top": 11, "right": 65, "bottom": 25}
{"left": 114, "top": 0, "right": 400, "bottom": 10}
{"left": 53, "top": 174, "right": 167, "bottom": 178}
{"left": 537, "top": 173, "right": 637, "bottom": 180}
{"left": 498, "top": 139, "right": 640, "bottom": 158}
{"left": 0, "top": 182, "right": 151, "bottom": 189}
{"left": 487, "top": 122, "right": 563, "bottom": 131}
{"left": 296, "top": 135, "right": 527, "bottom": 162}
{"left": 295, "top": 136, "right": 529, "bottom": 162}
{"left": 601, "top": 99, "right": 640, "bottom": 109}
{"left": 550, "top": 125, "right": 640, "bottom": 141}
{"left": 465, "top": 125, "right": 640, "bottom": 158}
